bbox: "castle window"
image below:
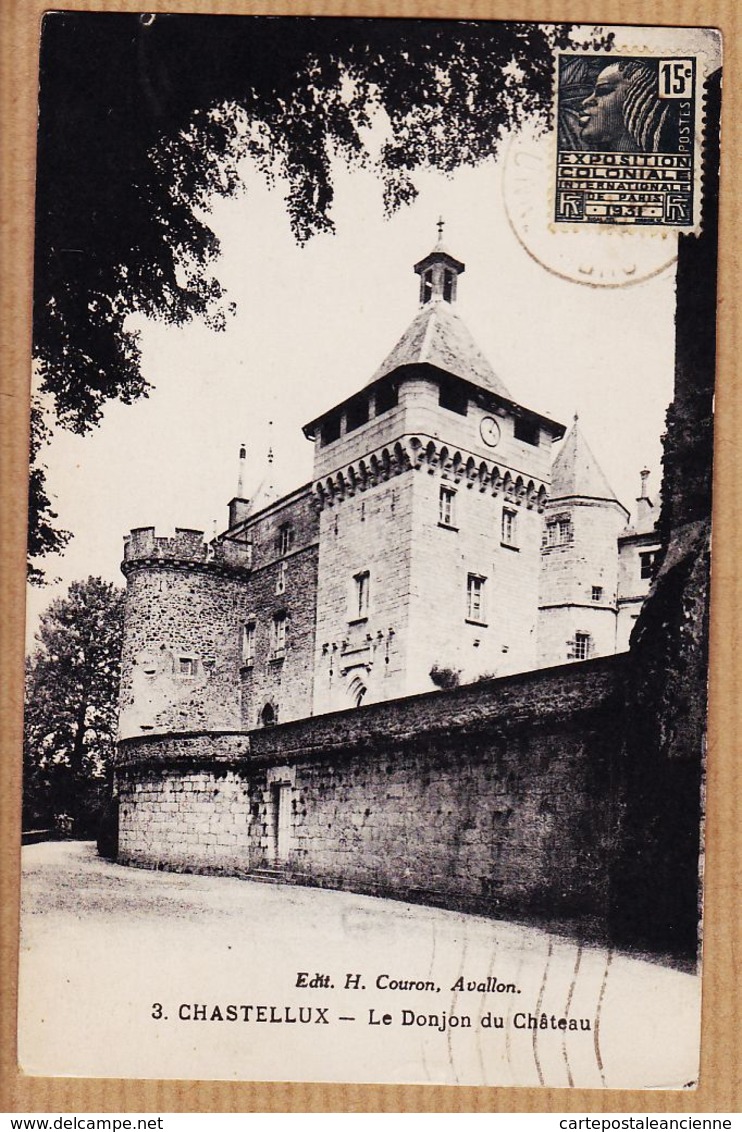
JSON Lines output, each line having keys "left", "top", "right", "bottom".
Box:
{"left": 422, "top": 269, "right": 434, "bottom": 303}
{"left": 276, "top": 560, "right": 287, "bottom": 595}
{"left": 439, "top": 486, "right": 456, "bottom": 528}
{"left": 466, "top": 573, "right": 487, "bottom": 624}
{"left": 271, "top": 613, "right": 287, "bottom": 660}
{"left": 439, "top": 378, "right": 468, "bottom": 416}
{"left": 572, "top": 632, "right": 592, "bottom": 661}
{"left": 442, "top": 269, "right": 454, "bottom": 302}
{"left": 501, "top": 507, "right": 518, "bottom": 548}
{"left": 375, "top": 380, "right": 398, "bottom": 416}
{"left": 591, "top": 585, "right": 603, "bottom": 602}
{"left": 514, "top": 417, "right": 540, "bottom": 446}
{"left": 640, "top": 551, "right": 657, "bottom": 580}
{"left": 277, "top": 523, "right": 294, "bottom": 557}
{"left": 322, "top": 412, "right": 341, "bottom": 446}
{"left": 242, "top": 623, "right": 256, "bottom": 667}
{"left": 261, "top": 702, "right": 276, "bottom": 727}
{"left": 178, "top": 657, "right": 196, "bottom": 677}
{"left": 346, "top": 395, "right": 369, "bottom": 433}
{"left": 352, "top": 570, "right": 370, "bottom": 621}
{"left": 547, "top": 517, "right": 573, "bottom": 546}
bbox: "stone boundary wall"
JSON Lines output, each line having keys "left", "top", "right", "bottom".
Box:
{"left": 116, "top": 655, "right": 627, "bottom": 938}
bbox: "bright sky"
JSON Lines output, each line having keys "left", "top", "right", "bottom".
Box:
{"left": 26, "top": 131, "right": 678, "bottom": 646}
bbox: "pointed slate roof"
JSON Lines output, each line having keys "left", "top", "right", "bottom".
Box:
{"left": 245, "top": 450, "right": 279, "bottom": 518}
{"left": 247, "top": 475, "right": 278, "bottom": 517}
{"left": 366, "top": 299, "right": 513, "bottom": 401}
{"left": 551, "top": 421, "right": 627, "bottom": 512}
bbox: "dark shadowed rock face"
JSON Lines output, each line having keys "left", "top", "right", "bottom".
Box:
{"left": 611, "top": 520, "right": 710, "bottom": 959}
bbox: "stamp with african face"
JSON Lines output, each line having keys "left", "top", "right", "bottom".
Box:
{"left": 555, "top": 53, "right": 700, "bottom": 228}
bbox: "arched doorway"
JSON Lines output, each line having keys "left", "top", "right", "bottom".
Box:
{"left": 347, "top": 675, "right": 367, "bottom": 708}
{"left": 260, "top": 702, "right": 277, "bottom": 727}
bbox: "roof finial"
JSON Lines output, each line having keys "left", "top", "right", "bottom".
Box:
{"left": 267, "top": 419, "right": 274, "bottom": 466}
{"left": 236, "top": 442, "right": 247, "bottom": 498}
{"left": 573, "top": 411, "right": 579, "bottom": 423}
{"left": 640, "top": 467, "right": 650, "bottom": 498}
{"left": 436, "top": 215, "right": 445, "bottom": 241}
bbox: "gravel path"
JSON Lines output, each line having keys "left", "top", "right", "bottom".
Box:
{"left": 18, "top": 841, "right": 700, "bottom": 1089}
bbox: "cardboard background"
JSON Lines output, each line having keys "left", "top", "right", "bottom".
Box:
{"left": 1, "top": 0, "right": 738, "bottom": 1112}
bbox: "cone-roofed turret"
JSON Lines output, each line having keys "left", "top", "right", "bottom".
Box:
{"left": 551, "top": 418, "right": 628, "bottom": 515}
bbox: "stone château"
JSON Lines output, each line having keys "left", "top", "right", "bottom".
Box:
{"left": 118, "top": 232, "right": 660, "bottom": 738}
{"left": 113, "top": 230, "right": 679, "bottom": 950}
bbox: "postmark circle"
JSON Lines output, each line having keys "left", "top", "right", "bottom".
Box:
{"left": 502, "top": 125, "right": 679, "bottom": 288}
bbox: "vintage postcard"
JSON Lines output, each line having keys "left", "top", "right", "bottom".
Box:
{"left": 17, "top": 15, "right": 720, "bottom": 1090}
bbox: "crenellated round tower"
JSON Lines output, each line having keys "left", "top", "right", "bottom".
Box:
{"left": 118, "top": 526, "right": 253, "bottom": 739}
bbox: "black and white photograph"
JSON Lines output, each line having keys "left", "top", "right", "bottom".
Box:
{"left": 18, "top": 14, "right": 720, "bottom": 1089}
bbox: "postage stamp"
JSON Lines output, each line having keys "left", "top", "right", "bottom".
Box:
{"left": 555, "top": 53, "right": 699, "bottom": 228}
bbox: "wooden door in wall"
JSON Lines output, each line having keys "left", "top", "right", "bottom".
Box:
{"left": 270, "top": 782, "right": 292, "bottom": 863}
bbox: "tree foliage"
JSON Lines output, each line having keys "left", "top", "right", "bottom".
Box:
{"left": 429, "top": 664, "right": 461, "bottom": 690}
{"left": 27, "top": 401, "right": 71, "bottom": 584}
{"left": 23, "top": 578, "right": 124, "bottom": 833}
{"left": 31, "top": 15, "right": 611, "bottom": 576}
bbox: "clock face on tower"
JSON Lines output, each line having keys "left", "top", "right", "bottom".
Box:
{"left": 479, "top": 415, "right": 501, "bottom": 448}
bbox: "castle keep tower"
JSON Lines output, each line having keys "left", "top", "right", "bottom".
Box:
{"left": 538, "top": 420, "right": 629, "bottom": 666}
{"left": 303, "top": 230, "right": 565, "bottom": 714}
